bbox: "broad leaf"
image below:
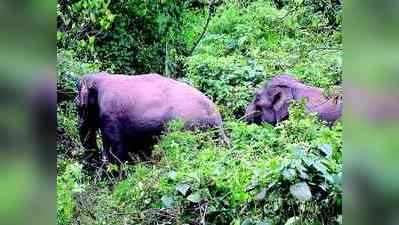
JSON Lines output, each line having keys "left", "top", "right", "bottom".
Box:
{"left": 255, "top": 188, "right": 267, "bottom": 201}
{"left": 176, "top": 183, "right": 191, "bottom": 196}
{"left": 290, "top": 182, "right": 312, "bottom": 201}
{"left": 167, "top": 171, "right": 177, "bottom": 180}
{"left": 257, "top": 220, "right": 271, "bottom": 225}
{"left": 292, "top": 145, "right": 305, "bottom": 159}
{"left": 241, "top": 218, "right": 253, "bottom": 225}
{"left": 246, "top": 180, "right": 259, "bottom": 192}
{"left": 282, "top": 168, "right": 296, "bottom": 181}
{"left": 187, "top": 191, "right": 202, "bottom": 203}
{"left": 313, "top": 161, "right": 328, "bottom": 174}
{"left": 285, "top": 216, "right": 300, "bottom": 225}
{"left": 319, "top": 144, "right": 333, "bottom": 158}
{"left": 161, "top": 195, "right": 174, "bottom": 208}
{"left": 297, "top": 165, "right": 309, "bottom": 180}
{"left": 337, "top": 215, "right": 342, "bottom": 224}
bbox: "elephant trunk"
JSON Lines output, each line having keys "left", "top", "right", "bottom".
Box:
{"left": 243, "top": 103, "right": 262, "bottom": 124}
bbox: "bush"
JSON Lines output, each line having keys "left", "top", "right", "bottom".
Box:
{"left": 185, "top": 55, "right": 266, "bottom": 118}
{"left": 57, "top": 162, "right": 84, "bottom": 225}
{"left": 74, "top": 102, "right": 342, "bottom": 224}
{"left": 184, "top": 0, "right": 342, "bottom": 119}
{"left": 57, "top": 50, "right": 100, "bottom": 102}
{"left": 56, "top": 1, "right": 342, "bottom": 224}
{"left": 57, "top": 50, "right": 99, "bottom": 158}
{"left": 58, "top": 0, "right": 194, "bottom": 75}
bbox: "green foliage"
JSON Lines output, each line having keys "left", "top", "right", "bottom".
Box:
{"left": 57, "top": 162, "right": 84, "bottom": 225}
{"left": 62, "top": 104, "right": 341, "bottom": 224}
{"left": 185, "top": 55, "right": 266, "bottom": 118}
{"left": 57, "top": 101, "right": 82, "bottom": 159}
{"left": 58, "top": 0, "right": 196, "bottom": 75}
{"left": 57, "top": 50, "right": 100, "bottom": 159}
{"left": 57, "top": 0, "right": 342, "bottom": 224}
{"left": 185, "top": 0, "right": 342, "bottom": 118}
{"left": 57, "top": 50, "right": 100, "bottom": 98}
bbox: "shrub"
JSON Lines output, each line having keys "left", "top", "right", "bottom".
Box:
{"left": 57, "top": 162, "right": 84, "bottom": 225}
{"left": 58, "top": 0, "right": 193, "bottom": 75}
{"left": 185, "top": 54, "right": 266, "bottom": 118}
{"left": 56, "top": 1, "right": 342, "bottom": 224}
{"left": 94, "top": 104, "right": 342, "bottom": 224}
{"left": 184, "top": 0, "right": 342, "bottom": 119}
{"left": 57, "top": 49, "right": 100, "bottom": 100}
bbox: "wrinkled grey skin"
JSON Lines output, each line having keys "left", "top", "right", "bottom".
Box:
{"left": 245, "top": 74, "right": 342, "bottom": 125}
{"left": 76, "top": 72, "right": 225, "bottom": 163}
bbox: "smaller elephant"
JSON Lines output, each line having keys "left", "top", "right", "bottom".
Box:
{"left": 245, "top": 74, "right": 342, "bottom": 125}
{"left": 75, "top": 72, "right": 226, "bottom": 164}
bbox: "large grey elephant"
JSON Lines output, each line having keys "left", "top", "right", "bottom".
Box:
{"left": 75, "top": 72, "right": 225, "bottom": 163}
{"left": 245, "top": 74, "right": 342, "bottom": 125}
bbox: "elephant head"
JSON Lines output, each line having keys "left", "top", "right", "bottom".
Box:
{"left": 75, "top": 74, "right": 102, "bottom": 150}
{"left": 245, "top": 75, "right": 296, "bottom": 125}
{"left": 245, "top": 74, "right": 342, "bottom": 125}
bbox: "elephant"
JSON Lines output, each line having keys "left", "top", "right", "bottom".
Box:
{"left": 75, "top": 72, "right": 225, "bottom": 164}
{"left": 244, "top": 74, "right": 342, "bottom": 125}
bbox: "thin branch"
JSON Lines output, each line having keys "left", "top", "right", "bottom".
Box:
{"left": 188, "top": 0, "right": 216, "bottom": 56}
{"left": 237, "top": 110, "right": 261, "bottom": 122}
{"left": 309, "top": 47, "right": 342, "bottom": 52}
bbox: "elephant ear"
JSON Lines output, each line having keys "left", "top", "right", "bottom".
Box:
{"left": 78, "top": 79, "right": 97, "bottom": 109}
{"left": 79, "top": 80, "right": 89, "bottom": 108}
{"left": 269, "top": 86, "right": 294, "bottom": 122}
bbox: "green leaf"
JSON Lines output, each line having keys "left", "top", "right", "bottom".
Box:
{"left": 187, "top": 191, "right": 202, "bottom": 203}
{"left": 334, "top": 172, "right": 342, "bottom": 185}
{"left": 282, "top": 168, "right": 296, "bottom": 181}
{"left": 285, "top": 216, "right": 300, "bottom": 225}
{"left": 319, "top": 144, "right": 333, "bottom": 158}
{"left": 167, "top": 171, "right": 177, "bottom": 180}
{"left": 161, "top": 195, "right": 174, "bottom": 208}
{"left": 294, "top": 0, "right": 303, "bottom": 4}
{"left": 176, "top": 183, "right": 191, "bottom": 196}
{"left": 255, "top": 188, "right": 267, "bottom": 201}
{"left": 298, "top": 169, "right": 309, "bottom": 180}
{"left": 292, "top": 145, "right": 305, "bottom": 159}
{"left": 208, "top": 205, "right": 217, "bottom": 213}
{"left": 313, "top": 161, "right": 328, "bottom": 174}
{"left": 188, "top": 172, "right": 201, "bottom": 184}
{"left": 296, "top": 165, "right": 309, "bottom": 180}
{"left": 257, "top": 220, "right": 271, "bottom": 225}
{"left": 241, "top": 218, "right": 253, "bottom": 225}
{"left": 337, "top": 215, "right": 342, "bottom": 224}
{"left": 246, "top": 180, "right": 259, "bottom": 191}
{"left": 289, "top": 182, "right": 312, "bottom": 201}
{"left": 303, "top": 155, "right": 316, "bottom": 167}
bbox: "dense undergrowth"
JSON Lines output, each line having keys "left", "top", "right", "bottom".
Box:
{"left": 57, "top": 0, "right": 342, "bottom": 224}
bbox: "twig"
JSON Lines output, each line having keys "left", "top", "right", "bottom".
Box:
{"left": 199, "top": 202, "right": 208, "bottom": 225}
{"left": 188, "top": 0, "right": 216, "bottom": 56}
{"left": 309, "top": 47, "right": 342, "bottom": 52}
{"left": 237, "top": 110, "right": 261, "bottom": 122}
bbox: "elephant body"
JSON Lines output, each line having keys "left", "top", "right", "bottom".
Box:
{"left": 76, "top": 72, "right": 223, "bottom": 163}
{"left": 245, "top": 74, "right": 342, "bottom": 125}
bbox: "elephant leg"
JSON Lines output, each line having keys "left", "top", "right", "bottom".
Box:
{"left": 100, "top": 119, "right": 126, "bottom": 164}
{"left": 134, "top": 135, "right": 156, "bottom": 162}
